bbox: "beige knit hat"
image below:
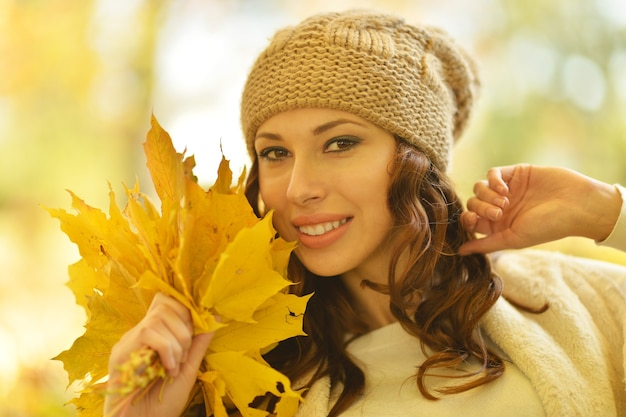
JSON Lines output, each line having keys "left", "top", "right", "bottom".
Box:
{"left": 240, "top": 10, "right": 480, "bottom": 172}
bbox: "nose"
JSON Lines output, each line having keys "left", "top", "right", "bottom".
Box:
{"left": 285, "top": 157, "right": 327, "bottom": 206}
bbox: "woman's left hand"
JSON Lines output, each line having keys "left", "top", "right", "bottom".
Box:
{"left": 459, "top": 164, "right": 622, "bottom": 254}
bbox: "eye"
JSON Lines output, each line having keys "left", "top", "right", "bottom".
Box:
{"left": 325, "top": 136, "right": 360, "bottom": 153}
{"left": 257, "top": 146, "right": 290, "bottom": 161}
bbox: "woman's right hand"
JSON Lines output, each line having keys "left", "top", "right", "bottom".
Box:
{"left": 104, "top": 292, "right": 214, "bottom": 417}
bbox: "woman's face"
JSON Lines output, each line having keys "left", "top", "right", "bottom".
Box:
{"left": 254, "top": 108, "right": 396, "bottom": 277}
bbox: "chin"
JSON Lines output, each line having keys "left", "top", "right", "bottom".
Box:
{"left": 294, "top": 252, "right": 344, "bottom": 278}
{"left": 307, "top": 268, "right": 340, "bottom": 278}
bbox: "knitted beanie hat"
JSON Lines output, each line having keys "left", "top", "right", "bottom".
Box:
{"left": 240, "top": 10, "right": 480, "bottom": 172}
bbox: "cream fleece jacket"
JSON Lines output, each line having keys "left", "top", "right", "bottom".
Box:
{"left": 293, "top": 185, "right": 626, "bottom": 417}
{"left": 485, "top": 249, "right": 626, "bottom": 416}
{"left": 599, "top": 184, "right": 626, "bottom": 252}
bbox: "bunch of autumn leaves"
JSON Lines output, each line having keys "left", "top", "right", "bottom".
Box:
{"left": 48, "top": 116, "right": 310, "bottom": 417}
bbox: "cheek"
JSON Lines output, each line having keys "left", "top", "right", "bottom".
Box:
{"left": 358, "top": 167, "right": 395, "bottom": 228}
{"left": 258, "top": 176, "right": 292, "bottom": 235}
{"left": 356, "top": 164, "right": 392, "bottom": 204}
{"left": 258, "top": 175, "right": 282, "bottom": 211}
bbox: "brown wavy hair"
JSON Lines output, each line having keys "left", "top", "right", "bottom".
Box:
{"left": 245, "top": 140, "right": 505, "bottom": 417}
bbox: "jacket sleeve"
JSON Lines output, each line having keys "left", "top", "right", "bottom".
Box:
{"left": 598, "top": 184, "right": 626, "bottom": 252}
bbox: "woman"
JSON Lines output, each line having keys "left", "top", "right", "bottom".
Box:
{"left": 105, "top": 10, "right": 626, "bottom": 417}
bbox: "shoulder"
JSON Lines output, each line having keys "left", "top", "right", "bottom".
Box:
{"left": 492, "top": 250, "right": 626, "bottom": 314}
{"left": 483, "top": 250, "right": 626, "bottom": 416}
{"left": 490, "top": 249, "right": 626, "bottom": 311}
{"left": 489, "top": 249, "right": 626, "bottom": 341}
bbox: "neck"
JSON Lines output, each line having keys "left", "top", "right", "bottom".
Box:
{"left": 341, "top": 272, "right": 397, "bottom": 330}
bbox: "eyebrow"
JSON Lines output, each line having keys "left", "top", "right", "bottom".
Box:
{"left": 255, "top": 118, "right": 367, "bottom": 142}
{"left": 312, "top": 118, "right": 367, "bottom": 135}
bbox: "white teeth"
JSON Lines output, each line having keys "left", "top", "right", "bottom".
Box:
{"left": 298, "top": 218, "right": 347, "bottom": 236}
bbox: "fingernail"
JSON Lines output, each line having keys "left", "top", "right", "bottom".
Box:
{"left": 166, "top": 354, "right": 177, "bottom": 374}
{"left": 487, "top": 207, "right": 501, "bottom": 220}
{"left": 494, "top": 198, "right": 507, "bottom": 208}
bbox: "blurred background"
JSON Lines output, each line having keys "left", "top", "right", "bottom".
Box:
{"left": 1, "top": 0, "right": 625, "bottom": 415}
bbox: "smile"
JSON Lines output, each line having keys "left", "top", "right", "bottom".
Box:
{"left": 297, "top": 218, "right": 349, "bottom": 236}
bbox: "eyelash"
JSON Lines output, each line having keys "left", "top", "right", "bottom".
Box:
{"left": 257, "top": 136, "right": 360, "bottom": 162}
{"left": 325, "top": 136, "right": 360, "bottom": 152}
{"left": 257, "top": 147, "right": 289, "bottom": 161}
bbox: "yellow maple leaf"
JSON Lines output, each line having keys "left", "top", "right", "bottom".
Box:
{"left": 202, "top": 214, "right": 293, "bottom": 322}
{"left": 48, "top": 115, "right": 309, "bottom": 417}
{"left": 68, "top": 383, "right": 106, "bottom": 417}
{"left": 66, "top": 259, "right": 106, "bottom": 316}
{"left": 205, "top": 351, "right": 297, "bottom": 417}
{"left": 210, "top": 292, "right": 311, "bottom": 353}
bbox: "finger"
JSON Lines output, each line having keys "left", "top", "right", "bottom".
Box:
{"left": 148, "top": 313, "right": 194, "bottom": 376}
{"left": 180, "top": 332, "right": 214, "bottom": 381}
{"left": 149, "top": 293, "right": 195, "bottom": 353}
{"left": 486, "top": 167, "right": 510, "bottom": 195}
{"left": 109, "top": 321, "right": 186, "bottom": 382}
{"left": 141, "top": 326, "right": 186, "bottom": 375}
{"left": 149, "top": 293, "right": 194, "bottom": 334}
{"left": 460, "top": 211, "right": 478, "bottom": 233}
{"left": 472, "top": 181, "right": 509, "bottom": 208}
{"left": 465, "top": 196, "right": 503, "bottom": 222}
{"left": 458, "top": 234, "right": 506, "bottom": 255}
{"left": 114, "top": 295, "right": 193, "bottom": 377}
{"left": 153, "top": 332, "right": 215, "bottom": 417}
{"left": 148, "top": 300, "right": 193, "bottom": 346}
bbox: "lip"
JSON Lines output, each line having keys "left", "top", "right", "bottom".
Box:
{"left": 292, "top": 214, "right": 352, "bottom": 249}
